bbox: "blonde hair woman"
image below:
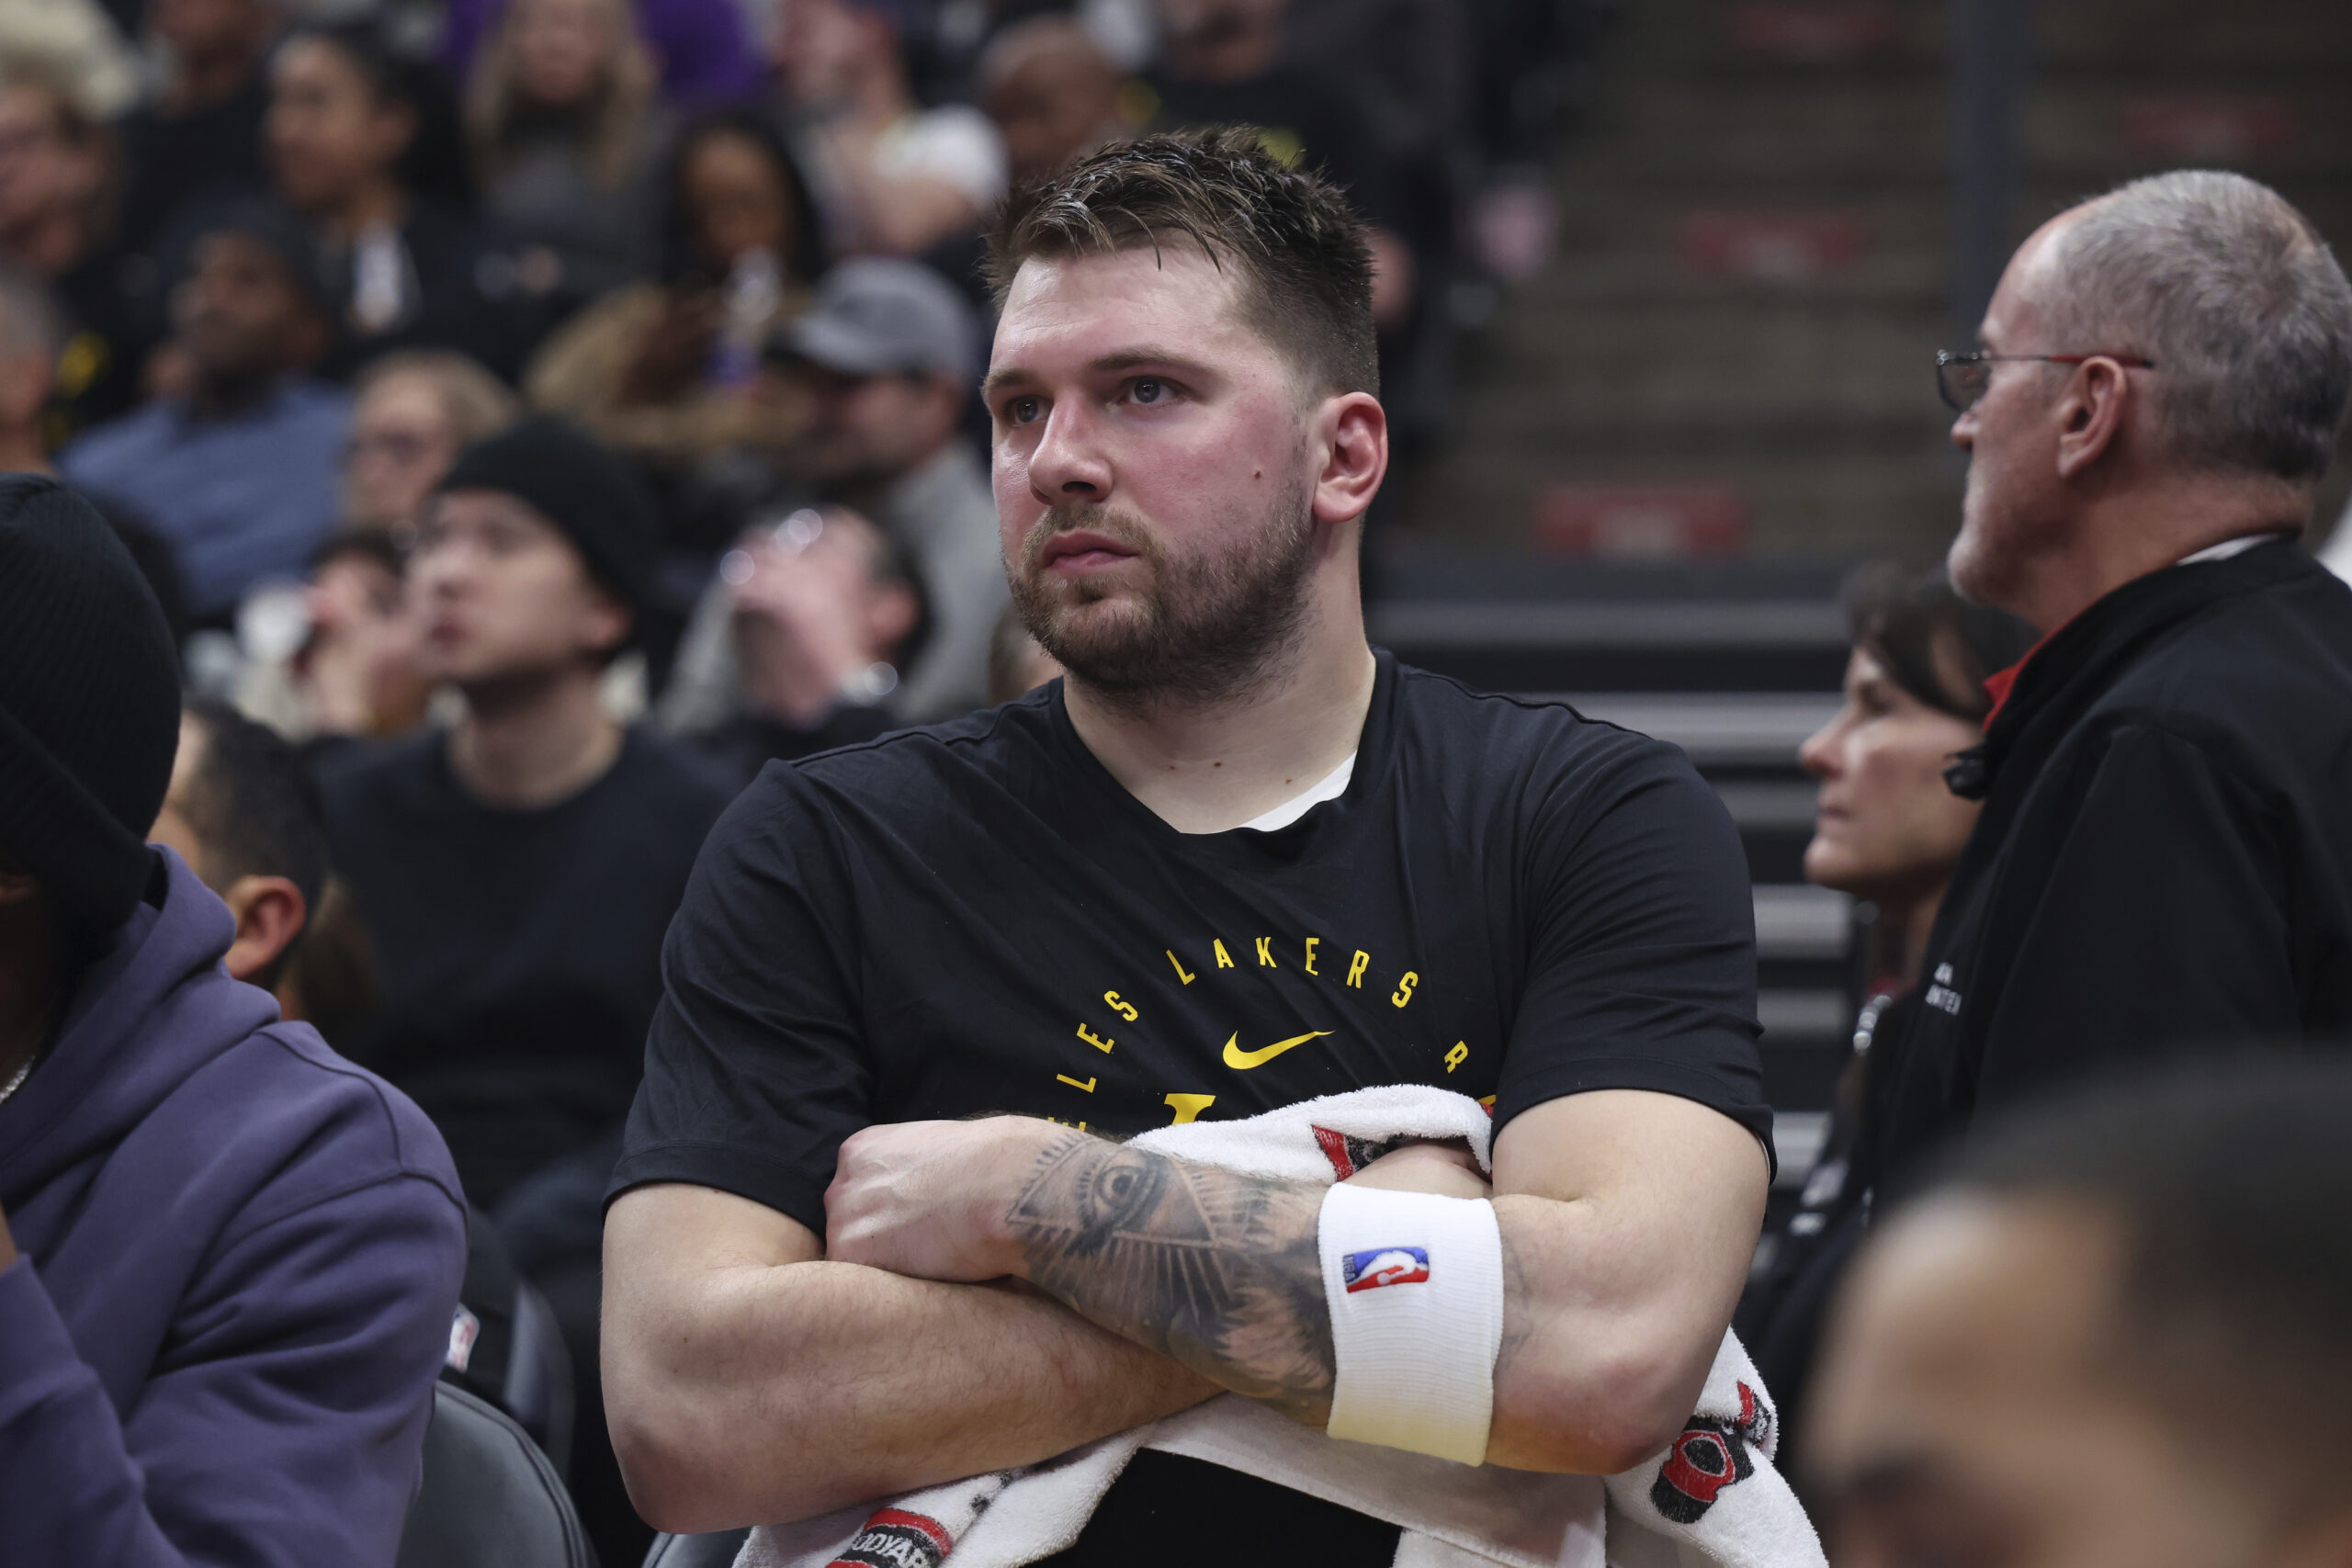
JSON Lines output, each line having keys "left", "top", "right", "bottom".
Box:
{"left": 465, "top": 0, "right": 660, "bottom": 310}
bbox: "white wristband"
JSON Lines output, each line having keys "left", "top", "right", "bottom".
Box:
{"left": 1317, "top": 1182, "right": 1504, "bottom": 1466}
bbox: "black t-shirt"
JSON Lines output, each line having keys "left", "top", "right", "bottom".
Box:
{"left": 115, "top": 77, "right": 272, "bottom": 258}
{"left": 614, "top": 652, "right": 1766, "bottom": 1560}
{"left": 690, "top": 705, "right": 901, "bottom": 789}
{"left": 320, "top": 728, "right": 733, "bottom": 1207}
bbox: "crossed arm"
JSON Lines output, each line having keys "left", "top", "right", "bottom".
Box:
{"left": 604, "top": 1089, "right": 1766, "bottom": 1533}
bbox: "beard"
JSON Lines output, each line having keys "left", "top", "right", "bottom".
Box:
{"left": 1008, "top": 478, "right": 1317, "bottom": 711}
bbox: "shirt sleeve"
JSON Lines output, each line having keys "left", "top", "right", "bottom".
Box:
{"left": 1975, "top": 717, "right": 2297, "bottom": 1107}
{"left": 610, "top": 772, "right": 873, "bottom": 1236}
{"left": 0, "top": 1175, "right": 465, "bottom": 1568}
{"left": 1490, "top": 735, "right": 1771, "bottom": 1161}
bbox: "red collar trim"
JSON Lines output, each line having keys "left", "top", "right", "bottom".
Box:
{"left": 1980, "top": 618, "right": 2069, "bottom": 726}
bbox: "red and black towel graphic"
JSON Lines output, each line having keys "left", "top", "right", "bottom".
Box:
{"left": 827, "top": 1506, "right": 955, "bottom": 1568}
{"left": 1311, "top": 1126, "right": 1409, "bottom": 1180}
{"left": 1649, "top": 1382, "right": 1773, "bottom": 1525}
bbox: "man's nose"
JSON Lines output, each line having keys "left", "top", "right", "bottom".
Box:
{"left": 1026, "top": 402, "right": 1113, "bottom": 504}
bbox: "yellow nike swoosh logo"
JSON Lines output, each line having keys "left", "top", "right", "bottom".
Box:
{"left": 1222, "top": 1029, "right": 1334, "bottom": 1070}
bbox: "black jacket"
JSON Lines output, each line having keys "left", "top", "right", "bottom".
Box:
{"left": 1861, "top": 540, "right": 2352, "bottom": 1192}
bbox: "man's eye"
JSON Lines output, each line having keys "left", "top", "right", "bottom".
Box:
{"left": 1006, "top": 395, "right": 1043, "bottom": 424}
{"left": 1131, "top": 378, "right": 1165, "bottom": 404}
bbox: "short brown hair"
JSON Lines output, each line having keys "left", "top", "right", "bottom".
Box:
{"left": 986, "top": 129, "right": 1379, "bottom": 398}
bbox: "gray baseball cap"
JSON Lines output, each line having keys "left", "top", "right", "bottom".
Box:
{"left": 774, "top": 258, "right": 980, "bottom": 386}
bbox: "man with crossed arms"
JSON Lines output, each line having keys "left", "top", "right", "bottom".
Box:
{"left": 604, "top": 131, "right": 1773, "bottom": 1563}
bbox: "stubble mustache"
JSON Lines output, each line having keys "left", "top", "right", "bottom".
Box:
{"left": 1017, "top": 504, "right": 1162, "bottom": 586}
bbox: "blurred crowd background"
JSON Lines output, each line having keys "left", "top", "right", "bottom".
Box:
{"left": 0, "top": 1, "right": 1603, "bottom": 1559}
{"left": 6, "top": 0, "right": 2347, "bottom": 1562}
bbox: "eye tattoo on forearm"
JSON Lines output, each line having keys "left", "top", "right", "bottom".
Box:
{"left": 1007, "top": 1133, "right": 1337, "bottom": 1424}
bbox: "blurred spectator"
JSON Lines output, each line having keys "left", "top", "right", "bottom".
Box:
{"left": 149, "top": 694, "right": 327, "bottom": 993}
{"left": 59, "top": 202, "right": 347, "bottom": 622}
{"left": 234, "top": 352, "right": 510, "bottom": 746}
{"left": 465, "top": 0, "right": 662, "bottom": 320}
{"left": 985, "top": 595, "right": 1060, "bottom": 704}
{"left": 1282, "top": 0, "right": 1468, "bottom": 191}
{"left": 342, "top": 346, "right": 520, "bottom": 530}
{"left": 0, "top": 62, "right": 150, "bottom": 440}
{"left": 1857, "top": 171, "right": 2352, "bottom": 1197}
{"left": 318, "top": 414, "right": 729, "bottom": 1568}
{"left": 275, "top": 874, "right": 377, "bottom": 1045}
{"left": 1141, "top": 0, "right": 1412, "bottom": 332}
{"left": 0, "top": 475, "right": 465, "bottom": 1568}
{"left": 268, "top": 20, "right": 525, "bottom": 378}
{"left": 1807, "top": 1057, "right": 2352, "bottom": 1568}
{"left": 442, "top": 0, "right": 763, "bottom": 108}
{"left": 0, "top": 262, "right": 59, "bottom": 473}
{"left": 779, "top": 256, "right": 997, "bottom": 718}
{"left": 1737, "top": 563, "right": 2032, "bottom": 1461}
{"left": 663, "top": 256, "right": 1000, "bottom": 726}
{"left": 1801, "top": 566, "right": 2036, "bottom": 998}
{"left": 673, "top": 503, "right": 922, "bottom": 780}
{"left": 1465, "top": 0, "right": 1607, "bottom": 176}
{"left": 143, "top": 686, "right": 579, "bottom": 1496}
{"left": 770, "top": 0, "right": 1007, "bottom": 258}
{"left": 978, "top": 15, "right": 1130, "bottom": 186}
{"left": 115, "top": 0, "right": 279, "bottom": 258}
{"left": 236, "top": 527, "right": 435, "bottom": 747}
{"left": 0, "top": 0, "right": 138, "bottom": 120}
{"left": 526, "top": 106, "right": 820, "bottom": 470}
{"left": 318, "top": 414, "right": 729, "bottom": 1213}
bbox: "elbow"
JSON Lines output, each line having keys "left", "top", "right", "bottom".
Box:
{"left": 606, "top": 1378, "right": 740, "bottom": 1536}
{"left": 606, "top": 1347, "right": 863, "bottom": 1533}
{"left": 604, "top": 1348, "right": 808, "bottom": 1534}
{"left": 1495, "top": 1338, "right": 1710, "bottom": 1476}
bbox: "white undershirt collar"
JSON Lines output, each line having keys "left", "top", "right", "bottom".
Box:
{"left": 2178, "top": 532, "right": 2293, "bottom": 566}
{"left": 1238, "top": 752, "right": 1357, "bottom": 832}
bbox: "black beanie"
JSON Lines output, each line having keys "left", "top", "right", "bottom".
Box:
{"left": 435, "top": 415, "right": 661, "bottom": 617}
{"left": 0, "top": 478, "right": 183, "bottom": 942}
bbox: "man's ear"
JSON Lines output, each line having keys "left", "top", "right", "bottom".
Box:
{"left": 219, "top": 874, "right": 308, "bottom": 986}
{"left": 1310, "top": 390, "right": 1388, "bottom": 527}
{"left": 2053, "top": 356, "right": 2132, "bottom": 479}
{"left": 581, "top": 582, "right": 635, "bottom": 660}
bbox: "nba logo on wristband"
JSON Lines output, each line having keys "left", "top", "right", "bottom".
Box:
{"left": 1341, "top": 1246, "right": 1430, "bottom": 1292}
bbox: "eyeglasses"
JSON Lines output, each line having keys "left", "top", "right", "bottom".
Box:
{"left": 1935, "top": 349, "right": 2156, "bottom": 412}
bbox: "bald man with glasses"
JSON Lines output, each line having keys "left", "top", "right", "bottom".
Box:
{"left": 1831, "top": 168, "right": 2352, "bottom": 1209}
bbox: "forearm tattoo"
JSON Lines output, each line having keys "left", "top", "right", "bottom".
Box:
{"left": 1006, "top": 1133, "right": 1336, "bottom": 1425}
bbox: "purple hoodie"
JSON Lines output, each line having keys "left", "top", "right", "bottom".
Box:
{"left": 0, "top": 850, "right": 468, "bottom": 1567}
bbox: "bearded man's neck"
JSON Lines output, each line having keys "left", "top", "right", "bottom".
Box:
{"left": 1064, "top": 597, "right": 1376, "bottom": 836}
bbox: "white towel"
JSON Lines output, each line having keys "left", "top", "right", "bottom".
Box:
{"left": 741, "top": 1088, "right": 1824, "bottom": 1568}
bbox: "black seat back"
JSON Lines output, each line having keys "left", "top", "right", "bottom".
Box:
{"left": 397, "top": 1382, "right": 596, "bottom": 1568}
{"left": 643, "top": 1528, "right": 752, "bottom": 1567}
